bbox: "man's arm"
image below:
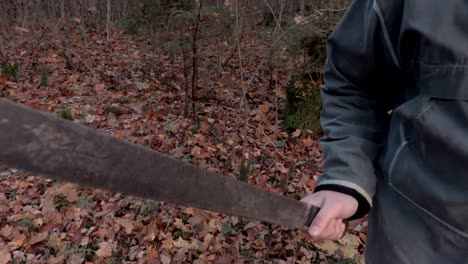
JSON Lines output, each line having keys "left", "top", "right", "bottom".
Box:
{"left": 302, "top": 0, "right": 400, "bottom": 240}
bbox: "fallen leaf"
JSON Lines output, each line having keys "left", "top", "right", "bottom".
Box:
{"left": 203, "top": 233, "right": 214, "bottom": 249}
{"left": 191, "top": 146, "right": 202, "bottom": 157}
{"left": 299, "top": 246, "right": 313, "bottom": 259}
{"left": 115, "top": 218, "right": 134, "bottom": 234}
{"left": 294, "top": 15, "right": 307, "bottom": 24}
{"left": 8, "top": 233, "right": 27, "bottom": 249}
{"left": 147, "top": 247, "right": 159, "bottom": 258}
{"left": 259, "top": 104, "right": 270, "bottom": 114}
{"left": 340, "top": 233, "right": 361, "bottom": 259}
{"left": 0, "top": 225, "right": 13, "bottom": 238}
{"left": 30, "top": 231, "right": 49, "bottom": 245}
{"left": 315, "top": 240, "right": 338, "bottom": 255}
{"left": 60, "top": 184, "right": 79, "bottom": 202}
{"left": 160, "top": 254, "right": 171, "bottom": 264}
{"left": 95, "top": 241, "right": 113, "bottom": 257}
{"left": 306, "top": 178, "right": 316, "bottom": 190}
{"left": 161, "top": 238, "right": 174, "bottom": 249}
{"left": 291, "top": 129, "right": 302, "bottom": 138}
{"left": 84, "top": 114, "right": 96, "bottom": 123}
{"left": 275, "top": 87, "right": 286, "bottom": 99}
{"left": 301, "top": 137, "right": 313, "bottom": 147}
{"left": 135, "top": 82, "right": 149, "bottom": 90}
{"left": 68, "top": 254, "right": 84, "bottom": 264}
{"left": 47, "top": 255, "right": 65, "bottom": 264}
{"left": 0, "top": 249, "right": 11, "bottom": 264}
{"left": 173, "top": 237, "right": 194, "bottom": 251}
{"left": 200, "top": 119, "right": 210, "bottom": 133}
{"left": 187, "top": 214, "right": 205, "bottom": 227}
{"left": 42, "top": 193, "right": 56, "bottom": 214}
{"left": 93, "top": 83, "right": 105, "bottom": 92}
{"left": 251, "top": 239, "right": 266, "bottom": 250}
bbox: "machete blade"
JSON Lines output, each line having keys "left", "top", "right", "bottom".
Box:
{"left": 0, "top": 98, "right": 318, "bottom": 229}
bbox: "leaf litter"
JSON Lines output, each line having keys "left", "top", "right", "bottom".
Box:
{"left": 0, "top": 24, "right": 366, "bottom": 263}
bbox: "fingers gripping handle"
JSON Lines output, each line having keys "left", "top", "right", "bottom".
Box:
{"left": 304, "top": 204, "right": 349, "bottom": 237}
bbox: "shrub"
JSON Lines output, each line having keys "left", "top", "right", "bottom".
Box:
{"left": 1, "top": 60, "right": 19, "bottom": 80}
{"left": 282, "top": 75, "right": 322, "bottom": 135}
{"left": 40, "top": 66, "right": 48, "bottom": 87}
{"left": 280, "top": 10, "right": 347, "bottom": 136}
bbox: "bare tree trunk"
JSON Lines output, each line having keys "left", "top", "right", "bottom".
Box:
{"left": 191, "top": 0, "right": 203, "bottom": 118}
{"left": 300, "top": 0, "right": 305, "bottom": 16}
{"left": 106, "top": 0, "right": 111, "bottom": 40}
{"left": 182, "top": 44, "right": 190, "bottom": 118}
{"left": 61, "top": 0, "right": 65, "bottom": 22}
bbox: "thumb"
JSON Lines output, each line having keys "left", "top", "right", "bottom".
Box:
{"left": 308, "top": 202, "right": 341, "bottom": 237}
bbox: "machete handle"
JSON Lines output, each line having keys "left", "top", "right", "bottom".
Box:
{"left": 304, "top": 204, "right": 349, "bottom": 237}
{"left": 305, "top": 204, "right": 320, "bottom": 227}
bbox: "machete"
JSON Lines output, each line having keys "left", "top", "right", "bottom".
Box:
{"left": 0, "top": 98, "right": 318, "bottom": 230}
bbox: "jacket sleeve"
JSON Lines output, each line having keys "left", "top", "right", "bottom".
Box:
{"left": 314, "top": 0, "right": 400, "bottom": 220}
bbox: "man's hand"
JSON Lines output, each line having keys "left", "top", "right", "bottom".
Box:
{"left": 301, "top": 191, "right": 358, "bottom": 241}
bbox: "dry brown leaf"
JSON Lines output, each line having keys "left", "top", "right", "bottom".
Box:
{"left": 200, "top": 119, "right": 210, "bottom": 133}
{"left": 187, "top": 214, "right": 205, "bottom": 227}
{"left": 0, "top": 225, "right": 13, "bottom": 238}
{"left": 8, "top": 233, "right": 27, "bottom": 249}
{"left": 93, "top": 83, "right": 105, "bottom": 92}
{"left": 173, "top": 237, "right": 195, "bottom": 251}
{"left": 251, "top": 239, "right": 266, "bottom": 250}
{"left": 291, "top": 129, "right": 302, "bottom": 138}
{"left": 203, "top": 233, "right": 214, "bottom": 249}
{"left": 259, "top": 104, "right": 270, "bottom": 114}
{"left": 0, "top": 249, "right": 11, "bottom": 264}
{"left": 95, "top": 241, "right": 113, "bottom": 257}
{"left": 42, "top": 193, "right": 56, "bottom": 214}
{"left": 115, "top": 218, "right": 134, "bottom": 234}
{"left": 160, "top": 253, "right": 171, "bottom": 264}
{"left": 60, "top": 184, "right": 79, "bottom": 202}
{"left": 299, "top": 246, "right": 313, "bottom": 259}
{"left": 47, "top": 232, "right": 62, "bottom": 250}
{"left": 161, "top": 238, "right": 174, "bottom": 250}
{"left": 47, "top": 255, "right": 65, "bottom": 264}
{"left": 294, "top": 15, "right": 308, "bottom": 25}
{"left": 30, "top": 231, "right": 49, "bottom": 245}
{"left": 302, "top": 137, "right": 314, "bottom": 147}
{"left": 44, "top": 211, "right": 63, "bottom": 225}
{"left": 68, "top": 254, "right": 84, "bottom": 264}
{"left": 339, "top": 233, "right": 361, "bottom": 259}
{"left": 315, "top": 240, "right": 338, "bottom": 255}
{"left": 147, "top": 247, "right": 159, "bottom": 258}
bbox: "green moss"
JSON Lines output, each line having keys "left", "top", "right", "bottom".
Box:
{"left": 57, "top": 108, "right": 74, "bottom": 121}
{"left": 18, "top": 218, "right": 34, "bottom": 229}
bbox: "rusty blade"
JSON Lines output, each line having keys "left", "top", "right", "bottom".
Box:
{"left": 0, "top": 98, "right": 318, "bottom": 229}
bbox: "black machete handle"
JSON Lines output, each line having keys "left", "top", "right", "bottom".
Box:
{"left": 304, "top": 205, "right": 350, "bottom": 237}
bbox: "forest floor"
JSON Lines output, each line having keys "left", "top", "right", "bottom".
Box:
{"left": 0, "top": 23, "right": 367, "bottom": 264}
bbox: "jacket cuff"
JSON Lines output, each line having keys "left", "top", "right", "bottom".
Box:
{"left": 314, "top": 183, "right": 371, "bottom": 220}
